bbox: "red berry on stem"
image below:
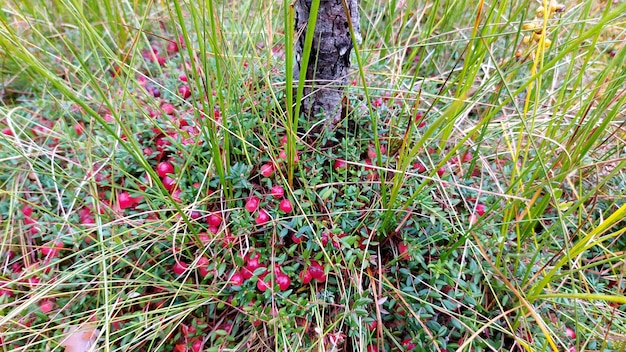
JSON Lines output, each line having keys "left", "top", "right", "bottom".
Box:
{"left": 171, "top": 189, "right": 183, "bottom": 202}
{"left": 173, "top": 261, "right": 188, "bottom": 275}
{"left": 291, "top": 233, "right": 303, "bottom": 244}
{"left": 299, "top": 268, "right": 313, "bottom": 284}
{"left": 270, "top": 185, "right": 284, "bottom": 198}
{"left": 178, "top": 85, "right": 191, "bottom": 99}
{"left": 398, "top": 241, "right": 409, "bottom": 259}
{"left": 207, "top": 213, "right": 222, "bottom": 227}
{"left": 367, "top": 320, "right": 377, "bottom": 332}
{"left": 308, "top": 260, "right": 325, "bottom": 282}
{"left": 256, "top": 274, "right": 270, "bottom": 292}
{"left": 190, "top": 339, "right": 203, "bottom": 352}
{"left": 279, "top": 199, "right": 292, "bottom": 213}
{"left": 167, "top": 41, "right": 179, "bottom": 54}
{"left": 41, "top": 241, "right": 64, "bottom": 258}
{"left": 156, "top": 161, "right": 175, "bottom": 178}
{"left": 118, "top": 192, "right": 136, "bottom": 210}
{"left": 566, "top": 327, "right": 576, "bottom": 339}
{"left": 333, "top": 159, "right": 347, "bottom": 170}
{"left": 197, "top": 257, "right": 210, "bottom": 277}
{"left": 162, "top": 176, "right": 177, "bottom": 191}
{"left": 255, "top": 209, "right": 270, "bottom": 225}
{"left": 320, "top": 232, "right": 330, "bottom": 247}
{"left": 475, "top": 203, "right": 486, "bottom": 216}
{"left": 230, "top": 271, "right": 244, "bottom": 286}
{"left": 276, "top": 273, "right": 291, "bottom": 291}
{"left": 402, "top": 338, "right": 417, "bottom": 350}
{"left": 413, "top": 162, "right": 426, "bottom": 173}
{"left": 39, "top": 299, "right": 54, "bottom": 314}
{"left": 161, "top": 103, "right": 176, "bottom": 115}
{"left": 245, "top": 196, "right": 260, "bottom": 212}
{"left": 22, "top": 205, "right": 34, "bottom": 217}
{"left": 260, "top": 163, "right": 274, "bottom": 177}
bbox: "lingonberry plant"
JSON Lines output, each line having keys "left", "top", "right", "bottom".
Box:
{"left": 1, "top": 0, "right": 625, "bottom": 351}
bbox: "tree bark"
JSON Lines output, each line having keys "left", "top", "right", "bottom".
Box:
{"left": 294, "top": 0, "right": 360, "bottom": 126}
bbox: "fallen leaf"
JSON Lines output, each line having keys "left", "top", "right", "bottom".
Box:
{"left": 59, "top": 325, "right": 99, "bottom": 352}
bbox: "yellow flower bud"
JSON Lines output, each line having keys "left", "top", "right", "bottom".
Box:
{"left": 536, "top": 6, "right": 545, "bottom": 17}
{"left": 522, "top": 35, "right": 531, "bottom": 44}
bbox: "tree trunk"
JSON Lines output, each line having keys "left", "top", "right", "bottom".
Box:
{"left": 294, "top": 0, "right": 360, "bottom": 127}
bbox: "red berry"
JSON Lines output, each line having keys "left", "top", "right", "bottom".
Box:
{"left": 367, "top": 145, "right": 378, "bottom": 160}
{"left": 402, "top": 338, "right": 417, "bottom": 350}
{"left": 255, "top": 209, "right": 270, "bottom": 225}
{"left": 279, "top": 149, "right": 299, "bottom": 163}
{"left": 398, "top": 241, "right": 409, "bottom": 259}
{"left": 260, "top": 163, "right": 274, "bottom": 177}
{"left": 279, "top": 199, "right": 292, "bottom": 213}
{"left": 372, "top": 98, "right": 383, "bottom": 108}
{"left": 73, "top": 122, "right": 85, "bottom": 135}
{"left": 245, "top": 196, "right": 260, "bottom": 212}
{"left": 162, "top": 176, "right": 177, "bottom": 191}
{"left": 246, "top": 253, "right": 261, "bottom": 270}
{"left": 39, "top": 300, "right": 54, "bottom": 314}
{"left": 167, "top": 41, "right": 179, "bottom": 54}
{"left": 566, "top": 327, "right": 576, "bottom": 339}
{"left": 156, "top": 161, "right": 175, "bottom": 178}
{"left": 367, "top": 320, "right": 377, "bottom": 331}
{"left": 413, "top": 162, "right": 426, "bottom": 173}
{"left": 22, "top": 205, "right": 34, "bottom": 217}
{"left": 291, "top": 233, "right": 303, "bottom": 244}
{"left": 41, "top": 241, "right": 64, "bottom": 258}
{"left": 155, "top": 137, "right": 172, "bottom": 153}
{"left": 173, "top": 261, "right": 188, "bottom": 275}
{"left": 198, "top": 233, "right": 211, "bottom": 245}
{"left": 190, "top": 339, "right": 203, "bottom": 352}
{"left": 118, "top": 192, "right": 136, "bottom": 209}
{"left": 333, "top": 159, "right": 347, "bottom": 170}
{"left": 299, "top": 268, "right": 312, "bottom": 284}
{"left": 256, "top": 274, "right": 270, "bottom": 292}
{"left": 197, "top": 257, "right": 210, "bottom": 277}
{"left": 437, "top": 167, "right": 445, "bottom": 177}
{"left": 178, "top": 85, "right": 191, "bottom": 99}
{"left": 241, "top": 266, "right": 254, "bottom": 280}
{"left": 276, "top": 273, "right": 291, "bottom": 291}
{"left": 143, "top": 147, "right": 154, "bottom": 157}
{"left": 475, "top": 203, "right": 486, "bottom": 216}
{"left": 270, "top": 185, "right": 284, "bottom": 198}
{"left": 320, "top": 232, "right": 330, "bottom": 247}
{"left": 207, "top": 213, "right": 222, "bottom": 227}
{"left": 230, "top": 271, "right": 244, "bottom": 286}
{"left": 2, "top": 127, "right": 13, "bottom": 136}
{"left": 462, "top": 152, "right": 473, "bottom": 163}
{"left": 161, "top": 103, "right": 176, "bottom": 115}
{"left": 171, "top": 189, "right": 183, "bottom": 202}
{"left": 308, "top": 261, "right": 325, "bottom": 282}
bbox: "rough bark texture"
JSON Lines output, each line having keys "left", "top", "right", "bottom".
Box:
{"left": 294, "top": 0, "right": 360, "bottom": 126}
